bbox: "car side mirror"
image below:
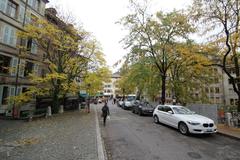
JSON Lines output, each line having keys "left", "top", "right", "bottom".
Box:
{"left": 168, "top": 111, "right": 173, "bottom": 114}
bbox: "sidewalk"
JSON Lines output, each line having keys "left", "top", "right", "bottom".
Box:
{"left": 0, "top": 105, "right": 105, "bottom": 160}
{"left": 217, "top": 124, "right": 240, "bottom": 140}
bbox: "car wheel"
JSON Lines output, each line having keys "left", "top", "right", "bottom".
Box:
{"left": 153, "top": 115, "right": 159, "bottom": 124}
{"left": 178, "top": 122, "right": 189, "bottom": 135}
{"left": 132, "top": 109, "right": 135, "bottom": 113}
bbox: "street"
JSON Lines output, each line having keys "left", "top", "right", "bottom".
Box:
{"left": 98, "top": 102, "right": 240, "bottom": 160}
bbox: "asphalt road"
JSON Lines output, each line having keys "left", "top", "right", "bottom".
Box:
{"left": 98, "top": 102, "right": 240, "bottom": 160}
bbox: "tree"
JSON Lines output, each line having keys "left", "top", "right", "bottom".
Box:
{"left": 168, "top": 42, "right": 214, "bottom": 104}
{"left": 82, "top": 67, "right": 112, "bottom": 96}
{"left": 192, "top": 0, "right": 240, "bottom": 112}
{"left": 117, "top": 56, "right": 161, "bottom": 101}
{"left": 14, "top": 18, "right": 105, "bottom": 113}
{"left": 119, "top": 0, "right": 195, "bottom": 104}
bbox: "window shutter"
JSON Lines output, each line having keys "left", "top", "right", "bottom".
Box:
{"left": 33, "top": 63, "right": 39, "bottom": 75}
{"left": 31, "top": 40, "right": 37, "bottom": 54}
{"left": 0, "top": 25, "right": 3, "bottom": 42}
{"left": 28, "top": 0, "right": 33, "bottom": 6}
{"left": 19, "top": 60, "right": 25, "bottom": 77}
{"left": 18, "top": 4, "right": 25, "bottom": 23}
{"left": 25, "top": 12, "right": 31, "bottom": 24}
{"left": 10, "top": 57, "right": 18, "bottom": 76}
{"left": 9, "top": 87, "right": 15, "bottom": 96}
{"left": 39, "top": 2, "right": 45, "bottom": 15}
{"left": 3, "top": 25, "right": 10, "bottom": 44}
{"left": 10, "top": 27, "right": 16, "bottom": 46}
{"left": 17, "top": 87, "right": 22, "bottom": 95}
{"left": 0, "top": 0, "right": 7, "bottom": 13}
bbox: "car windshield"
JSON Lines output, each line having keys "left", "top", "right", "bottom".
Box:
{"left": 142, "top": 102, "right": 152, "bottom": 107}
{"left": 172, "top": 107, "right": 194, "bottom": 114}
{"left": 127, "top": 97, "right": 135, "bottom": 101}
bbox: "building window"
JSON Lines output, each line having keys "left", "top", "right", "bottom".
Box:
{"left": 0, "top": 54, "right": 11, "bottom": 74}
{"left": 205, "top": 88, "right": 209, "bottom": 93}
{"left": 24, "top": 61, "right": 34, "bottom": 76}
{"left": 3, "top": 25, "right": 17, "bottom": 46}
{"left": 210, "top": 87, "right": 214, "bottom": 93}
{"left": 6, "top": 0, "right": 17, "bottom": 18}
{"left": 28, "top": 0, "right": 40, "bottom": 11}
{"left": 215, "top": 87, "right": 220, "bottom": 94}
{"left": 230, "top": 99, "right": 234, "bottom": 105}
{"left": 2, "top": 86, "right": 9, "bottom": 105}
{"left": 210, "top": 97, "right": 214, "bottom": 103}
{"left": 26, "top": 39, "right": 38, "bottom": 54}
{"left": 235, "top": 99, "right": 238, "bottom": 106}
{"left": 216, "top": 97, "right": 220, "bottom": 104}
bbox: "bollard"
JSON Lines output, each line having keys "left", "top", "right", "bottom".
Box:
{"left": 59, "top": 105, "right": 64, "bottom": 114}
{"left": 46, "top": 106, "right": 52, "bottom": 117}
{"left": 79, "top": 103, "right": 81, "bottom": 111}
{"left": 225, "top": 112, "right": 232, "bottom": 126}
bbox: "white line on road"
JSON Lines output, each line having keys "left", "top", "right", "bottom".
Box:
{"left": 94, "top": 105, "right": 106, "bottom": 160}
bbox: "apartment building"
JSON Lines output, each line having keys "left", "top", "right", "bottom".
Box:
{"left": 0, "top": 0, "right": 49, "bottom": 114}
{"left": 103, "top": 72, "right": 121, "bottom": 98}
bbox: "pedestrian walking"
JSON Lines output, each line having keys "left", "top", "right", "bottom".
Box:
{"left": 102, "top": 102, "right": 110, "bottom": 126}
{"left": 113, "top": 98, "right": 116, "bottom": 104}
{"left": 86, "top": 98, "right": 90, "bottom": 113}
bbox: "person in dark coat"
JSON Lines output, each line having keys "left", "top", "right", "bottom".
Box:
{"left": 102, "top": 102, "right": 110, "bottom": 126}
{"left": 86, "top": 98, "right": 90, "bottom": 113}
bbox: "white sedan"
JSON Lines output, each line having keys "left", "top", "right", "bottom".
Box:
{"left": 153, "top": 105, "right": 217, "bottom": 135}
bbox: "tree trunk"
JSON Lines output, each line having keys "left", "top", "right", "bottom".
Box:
{"left": 52, "top": 83, "right": 60, "bottom": 113}
{"left": 161, "top": 75, "right": 166, "bottom": 105}
{"left": 238, "top": 94, "right": 240, "bottom": 113}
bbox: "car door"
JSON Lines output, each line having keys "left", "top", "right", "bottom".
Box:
{"left": 163, "top": 106, "right": 178, "bottom": 128}
{"left": 156, "top": 105, "right": 166, "bottom": 124}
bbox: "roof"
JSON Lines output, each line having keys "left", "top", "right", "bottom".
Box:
{"left": 157, "top": 104, "right": 184, "bottom": 108}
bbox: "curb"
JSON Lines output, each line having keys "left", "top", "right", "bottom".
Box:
{"left": 94, "top": 105, "right": 106, "bottom": 160}
{"left": 217, "top": 131, "right": 240, "bottom": 140}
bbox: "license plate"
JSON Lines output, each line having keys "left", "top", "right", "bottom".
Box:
{"left": 206, "top": 129, "right": 212, "bottom": 132}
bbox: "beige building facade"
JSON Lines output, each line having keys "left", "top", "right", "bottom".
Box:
{"left": 0, "top": 0, "right": 49, "bottom": 114}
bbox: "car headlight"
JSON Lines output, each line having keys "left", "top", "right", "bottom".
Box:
{"left": 187, "top": 121, "right": 200, "bottom": 125}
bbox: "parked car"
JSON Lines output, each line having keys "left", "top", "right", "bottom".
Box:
{"left": 153, "top": 105, "right": 217, "bottom": 135}
{"left": 132, "top": 101, "right": 154, "bottom": 116}
{"left": 117, "top": 98, "right": 124, "bottom": 107}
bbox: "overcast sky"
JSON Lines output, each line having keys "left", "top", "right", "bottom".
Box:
{"left": 48, "top": 0, "right": 192, "bottom": 71}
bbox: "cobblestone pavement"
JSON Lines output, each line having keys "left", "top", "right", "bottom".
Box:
{"left": 0, "top": 107, "right": 98, "bottom": 160}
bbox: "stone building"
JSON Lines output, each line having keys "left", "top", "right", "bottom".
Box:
{"left": 0, "top": 0, "right": 49, "bottom": 114}
{"left": 103, "top": 72, "right": 121, "bottom": 98}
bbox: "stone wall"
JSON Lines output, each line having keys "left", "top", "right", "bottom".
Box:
{"left": 187, "top": 104, "right": 218, "bottom": 124}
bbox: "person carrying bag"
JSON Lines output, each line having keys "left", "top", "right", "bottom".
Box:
{"left": 102, "top": 102, "right": 110, "bottom": 126}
